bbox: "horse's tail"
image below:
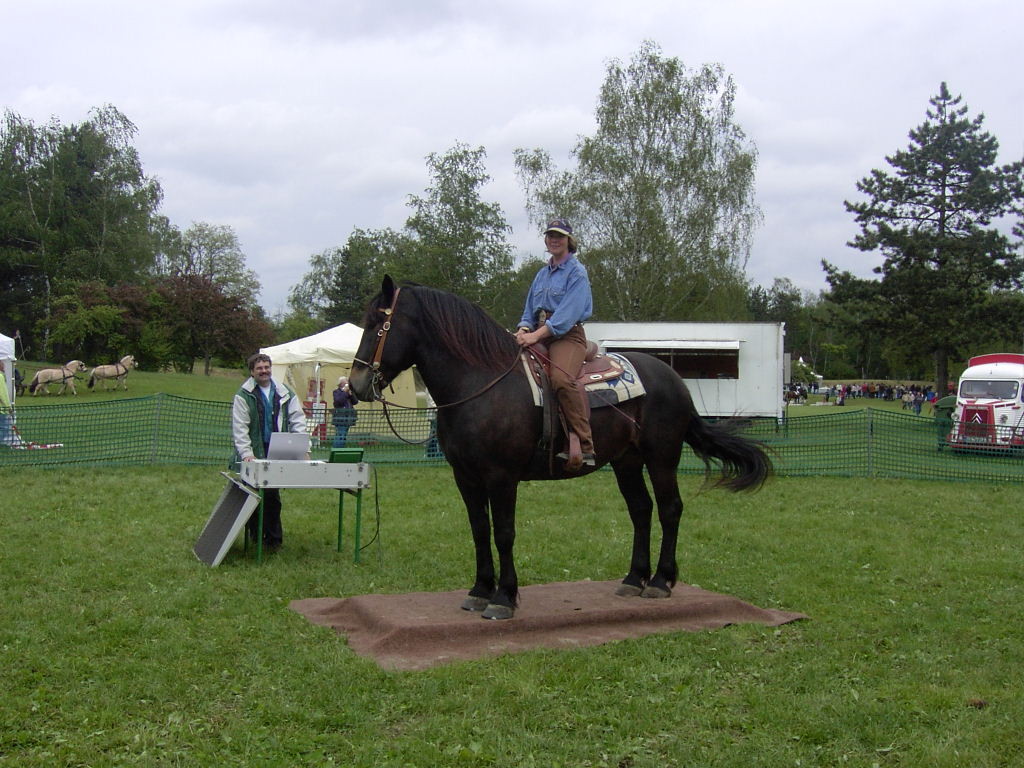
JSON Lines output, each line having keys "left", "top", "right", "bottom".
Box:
{"left": 684, "top": 414, "right": 772, "bottom": 492}
{"left": 88, "top": 372, "right": 95, "bottom": 389}
{"left": 27, "top": 374, "right": 39, "bottom": 394}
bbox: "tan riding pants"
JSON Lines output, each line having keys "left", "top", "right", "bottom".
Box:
{"left": 548, "top": 324, "right": 594, "bottom": 455}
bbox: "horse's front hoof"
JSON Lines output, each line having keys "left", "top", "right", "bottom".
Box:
{"left": 640, "top": 585, "right": 672, "bottom": 599}
{"left": 614, "top": 583, "right": 643, "bottom": 597}
{"left": 461, "top": 595, "right": 490, "bottom": 612}
{"left": 481, "top": 603, "right": 515, "bottom": 620}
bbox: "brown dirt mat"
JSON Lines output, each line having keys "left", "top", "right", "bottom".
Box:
{"left": 289, "top": 579, "right": 807, "bottom": 670}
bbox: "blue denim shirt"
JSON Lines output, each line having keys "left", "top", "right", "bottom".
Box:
{"left": 518, "top": 255, "right": 593, "bottom": 337}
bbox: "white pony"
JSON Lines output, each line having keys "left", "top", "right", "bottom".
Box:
{"left": 88, "top": 354, "right": 136, "bottom": 391}
{"left": 27, "top": 360, "right": 88, "bottom": 395}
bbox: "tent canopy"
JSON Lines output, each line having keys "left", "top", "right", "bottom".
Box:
{"left": 260, "top": 323, "right": 416, "bottom": 409}
{"left": 0, "top": 332, "right": 14, "bottom": 361}
{"left": 1, "top": 332, "right": 15, "bottom": 407}
{"left": 260, "top": 323, "right": 363, "bottom": 365}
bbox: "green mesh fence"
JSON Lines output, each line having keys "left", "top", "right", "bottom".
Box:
{"left": 1, "top": 395, "right": 233, "bottom": 467}
{"left": 0, "top": 394, "right": 441, "bottom": 468}
{"left": 4, "top": 396, "right": 1023, "bottom": 482}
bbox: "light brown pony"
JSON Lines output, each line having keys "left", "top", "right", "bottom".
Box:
{"left": 27, "top": 360, "right": 88, "bottom": 395}
{"left": 88, "top": 354, "right": 136, "bottom": 391}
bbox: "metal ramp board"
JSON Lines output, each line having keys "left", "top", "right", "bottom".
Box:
{"left": 193, "top": 474, "right": 261, "bottom": 567}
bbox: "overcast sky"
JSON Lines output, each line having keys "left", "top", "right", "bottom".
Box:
{"left": 4, "top": 0, "right": 1022, "bottom": 317}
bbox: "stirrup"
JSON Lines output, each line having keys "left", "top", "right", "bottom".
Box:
{"left": 556, "top": 451, "right": 596, "bottom": 467}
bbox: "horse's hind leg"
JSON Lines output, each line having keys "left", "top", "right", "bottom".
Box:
{"left": 611, "top": 459, "right": 653, "bottom": 596}
{"left": 642, "top": 463, "right": 684, "bottom": 598}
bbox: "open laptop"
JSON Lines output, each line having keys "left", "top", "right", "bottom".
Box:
{"left": 266, "top": 432, "right": 311, "bottom": 460}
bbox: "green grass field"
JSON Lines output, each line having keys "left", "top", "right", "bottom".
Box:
{"left": 3, "top": 465, "right": 1021, "bottom": 766}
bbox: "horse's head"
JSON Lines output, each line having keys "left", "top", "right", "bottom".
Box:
{"left": 68, "top": 360, "right": 87, "bottom": 373}
{"left": 122, "top": 355, "right": 136, "bottom": 369}
{"left": 350, "top": 275, "right": 518, "bottom": 402}
{"left": 349, "top": 275, "right": 419, "bottom": 402}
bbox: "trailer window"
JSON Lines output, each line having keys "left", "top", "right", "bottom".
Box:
{"left": 611, "top": 347, "right": 739, "bottom": 379}
{"left": 959, "top": 379, "right": 1019, "bottom": 400}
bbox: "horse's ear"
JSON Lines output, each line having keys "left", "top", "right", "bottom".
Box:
{"left": 382, "top": 275, "right": 395, "bottom": 302}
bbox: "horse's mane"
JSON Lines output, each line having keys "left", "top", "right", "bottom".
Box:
{"left": 369, "top": 283, "right": 519, "bottom": 372}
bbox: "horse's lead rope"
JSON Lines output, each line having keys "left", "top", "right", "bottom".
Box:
{"left": 353, "top": 347, "right": 523, "bottom": 446}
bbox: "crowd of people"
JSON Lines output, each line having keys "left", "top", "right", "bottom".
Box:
{"left": 787, "top": 381, "right": 939, "bottom": 413}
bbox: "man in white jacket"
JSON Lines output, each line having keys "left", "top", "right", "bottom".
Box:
{"left": 232, "top": 353, "right": 307, "bottom": 551}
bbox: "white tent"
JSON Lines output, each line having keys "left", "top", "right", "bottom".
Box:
{"left": 260, "top": 324, "right": 417, "bottom": 438}
{"left": 261, "top": 323, "right": 364, "bottom": 367}
{"left": 1, "top": 332, "right": 15, "bottom": 407}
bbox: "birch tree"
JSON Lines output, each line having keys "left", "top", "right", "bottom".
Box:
{"left": 515, "top": 41, "right": 760, "bottom": 321}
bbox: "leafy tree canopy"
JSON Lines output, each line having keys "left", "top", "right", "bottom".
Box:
{"left": 0, "top": 105, "right": 163, "bottom": 355}
{"left": 154, "top": 221, "right": 261, "bottom": 307}
{"left": 515, "top": 40, "right": 761, "bottom": 321}
{"left": 288, "top": 143, "right": 514, "bottom": 326}
{"left": 287, "top": 228, "right": 404, "bottom": 326}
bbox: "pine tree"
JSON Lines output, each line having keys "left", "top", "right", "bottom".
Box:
{"left": 836, "top": 82, "right": 1024, "bottom": 392}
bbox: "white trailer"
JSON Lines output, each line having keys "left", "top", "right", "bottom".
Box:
{"left": 948, "top": 353, "right": 1024, "bottom": 451}
{"left": 584, "top": 322, "right": 786, "bottom": 419}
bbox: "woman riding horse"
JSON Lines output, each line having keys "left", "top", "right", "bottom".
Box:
{"left": 514, "top": 218, "right": 594, "bottom": 470}
{"left": 350, "top": 276, "right": 771, "bottom": 620}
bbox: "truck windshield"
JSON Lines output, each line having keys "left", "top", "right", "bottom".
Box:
{"left": 959, "top": 380, "right": 1020, "bottom": 399}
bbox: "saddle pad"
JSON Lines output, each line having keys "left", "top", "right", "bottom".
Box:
{"left": 586, "top": 353, "right": 645, "bottom": 408}
{"left": 522, "top": 352, "right": 646, "bottom": 409}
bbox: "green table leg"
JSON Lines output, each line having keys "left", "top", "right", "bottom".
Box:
{"left": 353, "top": 490, "right": 362, "bottom": 564}
{"left": 337, "top": 489, "right": 363, "bottom": 564}
{"left": 337, "top": 490, "right": 344, "bottom": 553}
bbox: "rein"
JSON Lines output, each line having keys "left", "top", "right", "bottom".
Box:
{"left": 370, "top": 352, "right": 523, "bottom": 445}
{"left": 352, "top": 288, "right": 523, "bottom": 444}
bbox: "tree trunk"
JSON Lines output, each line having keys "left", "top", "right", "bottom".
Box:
{"left": 41, "top": 273, "right": 52, "bottom": 359}
{"left": 934, "top": 348, "right": 949, "bottom": 398}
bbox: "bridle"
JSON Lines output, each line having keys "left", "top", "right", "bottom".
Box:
{"left": 352, "top": 286, "right": 403, "bottom": 403}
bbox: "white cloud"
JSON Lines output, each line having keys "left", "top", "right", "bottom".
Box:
{"left": 2, "top": 0, "right": 1022, "bottom": 313}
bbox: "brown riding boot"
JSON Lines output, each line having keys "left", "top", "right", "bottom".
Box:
{"left": 555, "top": 386, "right": 595, "bottom": 469}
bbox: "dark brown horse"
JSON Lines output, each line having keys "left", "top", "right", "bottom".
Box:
{"left": 349, "top": 277, "right": 771, "bottom": 619}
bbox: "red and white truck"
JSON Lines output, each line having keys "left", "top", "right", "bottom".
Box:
{"left": 947, "top": 353, "right": 1024, "bottom": 451}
